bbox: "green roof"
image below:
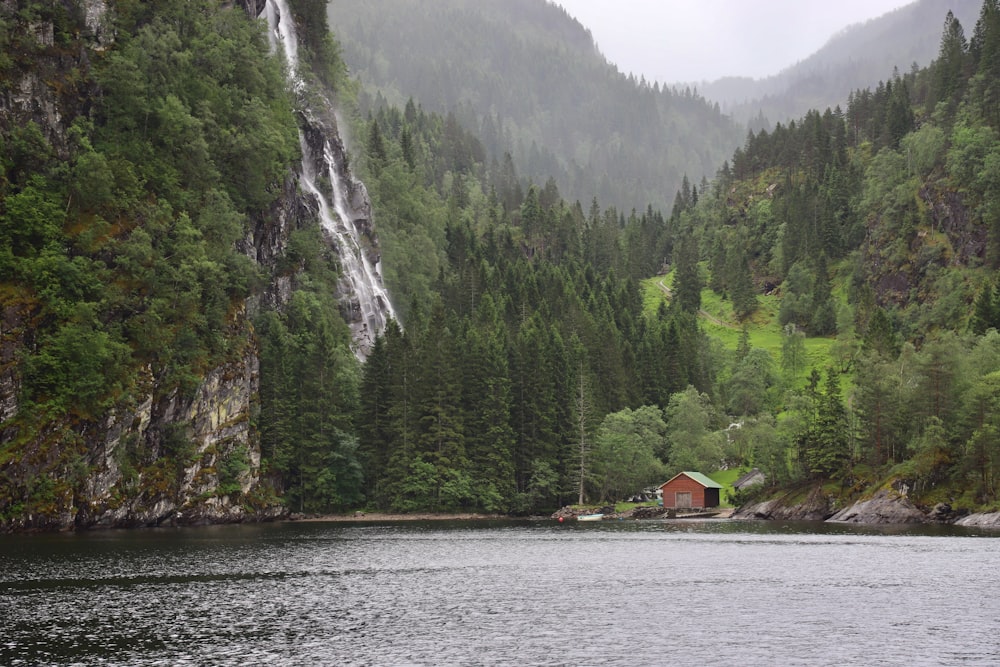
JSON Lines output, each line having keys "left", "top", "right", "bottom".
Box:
{"left": 662, "top": 471, "right": 723, "bottom": 489}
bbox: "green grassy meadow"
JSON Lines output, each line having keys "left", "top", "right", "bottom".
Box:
{"left": 641, "top": 274, "right": 839, "bottom": 389}
{"left": 707, "top": 468, "right": 748, "bottom": 507}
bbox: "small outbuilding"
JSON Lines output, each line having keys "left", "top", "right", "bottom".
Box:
{"left": 733, "top": 467, "right": 765, "bottom": 491}
{"left": 659, "top": 471, "right": 722, "bottom": 509}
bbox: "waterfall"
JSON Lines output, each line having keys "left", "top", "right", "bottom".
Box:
{"left": 264, "top": 0, "right": 397, "bottom": 359}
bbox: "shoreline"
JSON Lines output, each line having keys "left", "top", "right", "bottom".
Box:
{"left": 288, "top": 512, "right": 510, "bottom": 522}
{"left": 290, "top": 507, "right": 738, "bottom": 523}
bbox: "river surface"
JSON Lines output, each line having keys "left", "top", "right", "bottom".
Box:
{"left": 1, "top": 518, "right": 998, "bottom": 666}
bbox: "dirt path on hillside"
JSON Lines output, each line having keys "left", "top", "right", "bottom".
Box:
{"left": 656, "top": 280, "right": 738, "bottom": 329}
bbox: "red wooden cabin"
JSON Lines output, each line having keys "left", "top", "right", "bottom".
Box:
{"left": 659, "top": 472, "right": 722, "bottom": 509}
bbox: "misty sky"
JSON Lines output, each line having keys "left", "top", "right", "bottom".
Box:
{"left": 555, "top": 0, "right": 916, "bottom": 83}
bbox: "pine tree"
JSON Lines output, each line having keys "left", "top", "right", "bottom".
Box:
{"left": 931, "top": 11, "right": 969, "bottom": 110}
{"left": 400, "top": 126, "right": 415, "bottom": 170}
{"left": 804, "top": 370, "right": 850, "bottom": 477}
{"left": 672, "top": 233, "right": 702, "bottom": 314}
{"left": 854, "top": 352, "right": 901, "bottom": 466}
{"left": 511, "top": 314, "right": 559, "bottom": 501}
{"left": 730, "top": 254, "right": 757, "bottom": 320}
{"left": 970, "top": 0, "right": 1000, "bottom": 128}
{"left": 882, "top": 75, "right": 915, "bottom": 149}
{"left": 971, "top": 280, "right": 1000, "bottom": 335}
{"left": 574, "top": 359, "right": 594, "bottom": 505}
{"left": 462, "top": 306, "right": 516, "bottom": 512}
{"left": 863, "top": 308, "right": 900, "bottom": 357}
{"left": 809, "top": 255, "right": 836, "bottom": 335}
{"left": 367, "top": 117, "right": 387, "bottom": 172}
{"left": 414, "top": 302, "right": 468, "bottom": 509}
{"left": 358, "top": 323, "right": 399, "bottom": 504}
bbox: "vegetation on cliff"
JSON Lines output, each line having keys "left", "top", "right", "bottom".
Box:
{"left": 0, "top": 0, "right": 350, "bottom": 525}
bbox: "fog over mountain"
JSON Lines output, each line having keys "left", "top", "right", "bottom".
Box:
{"left": 555, "top": 0, "right": 914, "bottom": 83}
{"left": 560, "top": 0, "right": 983, "bottom": 125}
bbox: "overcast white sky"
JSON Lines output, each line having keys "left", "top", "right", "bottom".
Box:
{"left": 555, "top": 0, "right": 916, "bottom": 83}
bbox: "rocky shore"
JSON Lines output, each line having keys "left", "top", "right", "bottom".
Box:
{"left": 287, "top": 495, "right": 1000, "bottom": 528}
{"left": 550, "top": 505, "right": 734, "bottom": 521}
{"left": 734, "top": 487, "right": 1000, "bottom": 528}
{"left": 289, "top": 512, "right": 506, "bottom": 522}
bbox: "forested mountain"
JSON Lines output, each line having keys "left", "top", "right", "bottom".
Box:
{"left": 347, "top": 0, "right": 1000, "bottom": 516}
{"left": 697, "top": 0, "right": 982, "bottom": 126}
{"left": 0, "top": 0, "right": 371, "bottom": 528}
{"left": 325, "top": 0, "right": 744, "bottom": 214}
{"left": 681, "top": 2, "right": 1000, "bottom": 508}
{"left": 4, "top": 0, "right": 1000, "bottom": 530}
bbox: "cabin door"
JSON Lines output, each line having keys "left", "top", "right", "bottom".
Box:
{"left": 675, "top": 492, "right": 692, "bottom": 508}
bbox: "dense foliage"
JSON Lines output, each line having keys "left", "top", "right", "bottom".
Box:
{"left": 2, "top": 1, "right": 295, "bottom": 407}
{"left": 0, "top": 0, "right": 349, "bottom": 519}
{"left": 679, "top": 1, "right": 1000, "bottom": 508}
{"left": 5, "top": 0, "right": 1000, "bottom": 523}
{"left": 348, "top": 1, "right": 1000, "bottom": 514}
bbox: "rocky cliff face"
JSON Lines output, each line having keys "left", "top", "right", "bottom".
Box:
{"left": 863, "top": 179, "right": 980, "bottom": 311}
{"left": 0, "top": 0, "right": 363, "bottom": 531}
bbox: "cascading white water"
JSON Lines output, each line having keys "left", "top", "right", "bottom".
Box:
{"left": 267, "top": 0, "right": 298, "bottom": 76}
{"left": 264, "top": 0, "right": 397, "bottom": 359}
{"left": 298, "top": 133, "right": 396, "bottom": 355}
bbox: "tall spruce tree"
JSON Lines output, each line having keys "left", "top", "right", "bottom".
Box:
{"left": 932, "top": 11, "right": 969, "bottom": 110}
{"left": 672, "top": 232, "right": 703, "bottom": 314}
{"left": 804, "top": 370, "right": 850, "bottom": 477}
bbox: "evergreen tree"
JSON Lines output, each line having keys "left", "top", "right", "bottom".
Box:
{"left": 803, "top": 370, "right": 850, "bottom": 477}
{"left": 357, "top": 322, "right": 399, "bottom": 505}
{"left": 413, "top": 302, "right": 469, "bottom": 510}
{"left": 881, "top": 75, "right": 915, "bottom": 149}
{"left": 971, "top": 280, "right": 1000, "bottom": 334}
{"left": 511, "top": 313, "right": 560, "bottom": 506}
{"left": 367, "top": 117, "right": 388, "bottom": 172}
{"left": 863, "top": 307, "right": 900, "bottom": 357}
{"left": 461, "top": 305, "right": 516, "bottom": 511}
{"left": 854, "top": 352, "right": 903, "bottom": 466}
{"left": 809, "top": 255, "right": 837, "bottom": 336}
{"left": 931, "top": 11, "right": 969, "bottom": 110}
{"left": 672, "top": 232, "right": 702, "bottom": 314}
{"left": 970, "top": 0, "right": 1000, "bottom": 128}
{"left": 730, "top": 254, "right": 758, "bottom": 320}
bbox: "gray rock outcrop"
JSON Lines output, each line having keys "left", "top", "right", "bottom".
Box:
{"left": 827, "top": 489, "right": 927, "bottom": 525}
{"left": 733, "top": 486, "right": 837, "bottom": 521}
{"left": 954, "top": 512, "right": 1000, "bottom": 528}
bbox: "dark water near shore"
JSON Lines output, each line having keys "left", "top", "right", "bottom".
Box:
{"left": 2, "top": 519, "right": 999, "bottom": 666}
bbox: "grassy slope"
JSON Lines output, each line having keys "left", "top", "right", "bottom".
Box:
{"left": 642, "top": 272, "right": 839, "bottom": 389}
{"left": 707, "top": 468, "right": 746, "bottom": 507}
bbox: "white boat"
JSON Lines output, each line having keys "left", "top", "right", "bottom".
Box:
{"left": 577, "top": 513, "right": 604, "bottom": 521}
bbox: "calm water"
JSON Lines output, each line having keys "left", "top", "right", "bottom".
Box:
{"left": 1, "top": 519, "right": 998, "bottom": 666}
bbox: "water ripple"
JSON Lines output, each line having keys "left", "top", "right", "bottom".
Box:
{"left": 2, "top": 521, "right": 999, "bottom": 665}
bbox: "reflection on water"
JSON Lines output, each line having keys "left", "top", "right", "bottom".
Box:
{"left": 2, "top": 519, "right": 998, "bottom": 666}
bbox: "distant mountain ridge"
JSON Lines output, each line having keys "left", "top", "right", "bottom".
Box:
{"left": 692, "top": 0, "right": 982, "bottom": 126}
{"left": 327, "top": 0, "right": 744, "bottom": 213}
